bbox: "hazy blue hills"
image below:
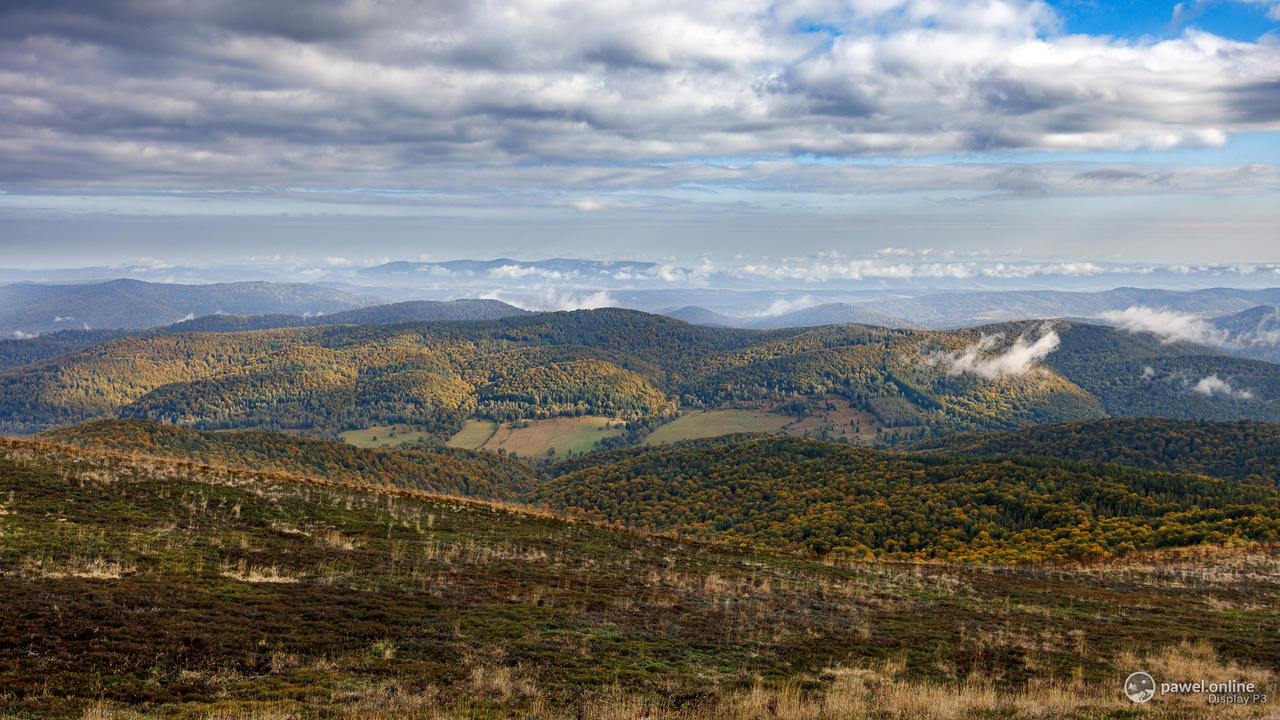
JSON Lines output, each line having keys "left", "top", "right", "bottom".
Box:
{"left": 0, "top": 279, "right": 386, "bottom": 336}
{"left": 863, "top": 287, "right": 1280, "bottom": 328}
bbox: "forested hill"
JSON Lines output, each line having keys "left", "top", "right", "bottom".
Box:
{"left": 3, "top": 310, "right": 1279, "bottom": 441}
{"left": 912, "top": 417, "right": 1280, "bottom": 487}
{"left": 38, "top": 419, "right": 536, "bottom": 501}
{"left": 532, "top": 435, "right": 1280, "bottom": 564}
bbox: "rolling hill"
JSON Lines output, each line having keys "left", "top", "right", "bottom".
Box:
{"left": 6, "top": 437, "right": 1275, "bottom": 718}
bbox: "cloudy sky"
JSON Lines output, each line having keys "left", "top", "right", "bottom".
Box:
{"left": 1, "top": 0, "right": 1278, "bottom": 269}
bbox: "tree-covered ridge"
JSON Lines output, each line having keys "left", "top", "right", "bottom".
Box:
{"left": 913, "top": 417, "right": 1280, "bottom": 488}
{"left": 532, "top": 436, "right": 1280, "bottom": 564}
{"left": 38, "top": 419, "right": 536, "bottom": 501}
{"left": 1045, "top": 322, "right": 1280, "bottom": 422}
{"left": 3, "top": 310, "right": 1279, "bottom": 440}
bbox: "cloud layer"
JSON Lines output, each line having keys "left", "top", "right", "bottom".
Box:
{"left": 3, "top": 0, "right": 1280, "bottom": 189}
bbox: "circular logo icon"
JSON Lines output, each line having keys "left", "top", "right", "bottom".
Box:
{"left": 1125, "top": 672, "right": 1156, "bottom": 703}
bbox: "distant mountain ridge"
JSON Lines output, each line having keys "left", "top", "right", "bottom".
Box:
{"left": 863, "top": 287, "right": 1280, "bottom": 328}
{"left": 0, "top": 279, "right": 387, "bottom": 336}
{"left": 662, "top": 303, "right": 917, "bottom": 329}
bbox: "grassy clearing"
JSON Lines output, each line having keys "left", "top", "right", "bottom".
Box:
{"left": 445, "top": 418, "right": 498, "bottom": 450}
{"left": 480, "top": 415, "right": 623, "bottom": 457}
{"left": 1, "top": 439, "right": 1278, "bottom": 719}
{"left": 645, "top": 410, "right": 792, "bottom": 444}
{"left": 339, "top": 424, "right": 434, "bottom": 448}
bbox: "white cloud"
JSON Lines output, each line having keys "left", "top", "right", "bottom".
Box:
{"left": 1192, "top": 374, "right": 1254, "bottom": 399}
{"left": 324, "top": 256, "right": 351, "bottom": 266}
{"left": 53, "top": 315, "right": 73, "bottom": 322}
{"left": 1102, "top": 305, "right": 1280, "bottom": 353}
{"left": 1099, "top": 306, "right": 1227, "bottom": 346}
{"left": 503, "top": 289, "right": 617, "bottom": 311}
{"left": 10, "top": 329, "right": 38, "bottom": 339}
{"left": 940, "top": 323, "right": 1061, "bottom": 379}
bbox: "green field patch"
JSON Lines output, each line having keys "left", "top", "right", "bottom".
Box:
{"left": 644, "top": 410, "right": 791, "bottom": 444}
{"left": 481, "top": 415, "right": 623, "bottom": 457}
{"left": 446, "top": 419, "right": 499, "bottom": 450}
{"left": 339, "top": 424, "right": 433, "bottom": 448}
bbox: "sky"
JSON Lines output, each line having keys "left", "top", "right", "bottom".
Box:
{"left": 0, "top": 0, "right": 1278, "bottom": 270}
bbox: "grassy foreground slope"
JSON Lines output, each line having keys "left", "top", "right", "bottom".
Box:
{"left": 533, "top": 436, "right": 1280, "bottom": 564}
{"left": 1, "top": 439, "right": 1277, "bottom": 719}
{"left": 914, "top": 418, "right": 1280, "bottom": 488}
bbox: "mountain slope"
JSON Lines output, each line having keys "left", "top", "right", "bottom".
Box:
{"left": 6, "top": 438, "right": 1276, "bottom": 718}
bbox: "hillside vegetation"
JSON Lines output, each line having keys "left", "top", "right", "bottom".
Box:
{"left": 2, "top": 438, "right": 1277, "bottom": 718}
{"left": 38, "top": 419, "right": 536, "bottom": 500}
{"left": 39, "top": 419, "right": 1280, "bottom": 566}
{"left": 0, "top": 299, "right": 529, "bottom": 373}
{"left": 6, "top": 310, "right": 1277, "bottom": 442}
{"left": 914, "top": 417, "right": 1280, "bottom": 488}
{"left": 533, "top": 436, "right": 1280, "bottom": 564}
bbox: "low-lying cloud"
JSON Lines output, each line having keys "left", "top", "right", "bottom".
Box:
{"left": 1101, "top": 305, "right": 1280, "bottom": 357}
{"left": 938, "top": 323, "right": 1061, "bottom": 379}
{"left": 1191, "top": 374, "right": 1254, "bottom": 400}
{"left": 1098, "top": 306, "right": 1227, "bottom": 346}
{"left": 494, "top": 289, "right": 617, "bottom": 312}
